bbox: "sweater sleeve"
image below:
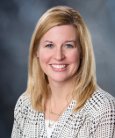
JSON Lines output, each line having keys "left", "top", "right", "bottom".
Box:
{"left": 90, "top": 94, "right": 115, "bottom": 138}
{"left": 11, "top": 93, "right": 29, "bottom": 138}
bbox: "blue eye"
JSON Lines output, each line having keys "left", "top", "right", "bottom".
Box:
{"left": 65, "top": 44, "right": 74, "bottom": 48}
{"left": 45, "top": 44, "right": 54, "bottom": 48}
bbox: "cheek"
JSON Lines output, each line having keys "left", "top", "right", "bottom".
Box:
{"left": 69, "top": 50, "right": 80, "bottom": 64}
{"left": 39, "top": 52, "right": 51, "bottom": 65}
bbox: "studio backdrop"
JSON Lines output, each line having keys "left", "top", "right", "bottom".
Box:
{"left": 0, "top": 0, "right": 115, "bottom": 137}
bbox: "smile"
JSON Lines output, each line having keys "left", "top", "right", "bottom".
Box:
{"left": 50, "top": 64, "right": 68, "bottom": 71}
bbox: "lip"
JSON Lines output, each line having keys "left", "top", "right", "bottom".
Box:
{"left": 50, "top": 64, "right": 68, "bottom": 72}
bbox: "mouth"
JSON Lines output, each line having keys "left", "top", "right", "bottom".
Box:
{"left": 50, "top": 64, "right": 68, "bottom": 71}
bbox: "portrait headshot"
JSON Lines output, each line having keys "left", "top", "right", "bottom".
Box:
{"left": 11, "top": 5, "right": 115, "bottom": 138}
{"left": 0, "top": 1, "right": 115, "bottom": 138}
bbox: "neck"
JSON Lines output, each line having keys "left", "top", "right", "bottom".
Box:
{"left": 45, "top": 80, "right": 75, "bottom": 122}
{"left": 48, "top": 79, "right": 75, "bottom": 103}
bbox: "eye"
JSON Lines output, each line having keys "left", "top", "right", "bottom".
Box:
{"left": 65, "top": 43, "right": 74, "bottom": 48}
{"left": 45, "top": 43, "right": 54, "bottom": 48}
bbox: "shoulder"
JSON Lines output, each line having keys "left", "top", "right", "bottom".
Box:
{"left": 84, "top": 88, "right": 115, "bottom": 118}
{"left": 14, "top": 92, "right": 30, "bottom": 109}
{"left": 14, "top": 92, "right": 31, "bottom": 118}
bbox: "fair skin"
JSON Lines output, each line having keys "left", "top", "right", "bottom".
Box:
{"left": 37, "top": 25, "right": 80, "bottom": 121}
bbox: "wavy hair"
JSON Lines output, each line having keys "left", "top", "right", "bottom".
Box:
{"left": 26, "top": 6, "right": 97, "bottom": 112}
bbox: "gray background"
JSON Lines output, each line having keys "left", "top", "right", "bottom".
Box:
{"left": 0, "top": 0, "right": 115, "bottom": 137}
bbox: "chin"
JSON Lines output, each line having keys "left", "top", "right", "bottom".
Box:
{"left": 50, "top": 76, "right": 72, "bottom": 83}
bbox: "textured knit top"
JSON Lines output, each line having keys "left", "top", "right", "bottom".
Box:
{"left": 11, "top": 88, "right": 115, "bottom": 138}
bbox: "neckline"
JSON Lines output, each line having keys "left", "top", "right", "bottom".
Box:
{"left": 38, "top": 99, "right": 77, "bottom": 137}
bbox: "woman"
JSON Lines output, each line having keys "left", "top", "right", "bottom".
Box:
{"left": 11, "top": 6, "right": 115, "bottom": 138}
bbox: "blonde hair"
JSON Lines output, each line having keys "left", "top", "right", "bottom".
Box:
{"left": 26, "top": 6, "right": 97, "bottom": 112}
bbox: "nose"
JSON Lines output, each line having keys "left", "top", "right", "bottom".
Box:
{"left": 54, "top": 47, "right": 65, "bottom": 61}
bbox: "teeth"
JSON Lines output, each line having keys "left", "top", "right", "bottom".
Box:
{"left": 51, "top": 64, "right": 66, "bottom": 69}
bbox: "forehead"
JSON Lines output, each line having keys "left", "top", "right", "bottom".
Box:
{"left": 40, "top": 25, "right": 78, "bottom": 42}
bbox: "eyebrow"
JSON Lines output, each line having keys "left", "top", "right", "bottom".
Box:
{"left": 43, "top": 40, "right": 53, "bottom": 43}
{"left": 64, "top": 40, "right": 77, "bottom": 43}
{"left": 43, "top": 40, "right": 77, "bottom": 43}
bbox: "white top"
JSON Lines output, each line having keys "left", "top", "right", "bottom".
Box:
{"left": 11, "top": 89, "right": 115, "bottom": 138}
{"left": 45, "top": 120, "right": 57, "bottom": 138}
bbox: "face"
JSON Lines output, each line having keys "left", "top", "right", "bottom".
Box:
{"left": 37, "top": 25, "right": 80, "bottom": 84}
